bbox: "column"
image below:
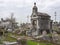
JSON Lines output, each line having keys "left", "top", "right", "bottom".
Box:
{"left": 36, "top": 20, "right": 40, "bottom": 35}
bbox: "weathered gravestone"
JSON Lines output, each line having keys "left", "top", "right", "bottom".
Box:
{"left": 42, "top": 31, "right": 51, "bottom": 42}
{"left": 52, "top": 31, "right": 59, "bottom": 44}
{"left": 42, "top": 30, "right": 47, "bottom": 36}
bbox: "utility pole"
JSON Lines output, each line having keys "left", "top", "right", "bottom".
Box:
{"left": 54, "top": 12, "right": 57, "bottom": 31}
{"left": 55, "top": 12, "right": 57, "bottom": 23}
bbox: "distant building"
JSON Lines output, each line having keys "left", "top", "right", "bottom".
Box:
{"left": 30, "top": 3, "right": 53, "bottom": 36}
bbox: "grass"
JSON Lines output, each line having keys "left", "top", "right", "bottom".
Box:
{"left": 0, "top": 32, "right": 17, "bottom": 43}
{"left": 27, "top": 40, "right": 53, "bottom": 45}
{"left": 2, "top": 32, "right": 17, "bottom": 42}
{"left": 4, "top": 36, "right": 17, "bottom": 42}
{"left": 0, "top": 40, "right": 3, "bottom": 44}
{"left": 7, "top": 32, "right": 21, "bottom": 37}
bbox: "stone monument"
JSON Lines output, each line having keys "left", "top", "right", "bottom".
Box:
{"left": 31, "top": 2, "right": 53, "bottom": 36}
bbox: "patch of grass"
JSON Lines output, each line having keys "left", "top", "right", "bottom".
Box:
{"left": 7, "top": 32, "right": 21, "bottom": 37}
{"left": 47, "top": 34, "right": 52, "bottom": 36}
{"left": 4, "top": 36, "right": 17, "bottom": 42}
{"left": 0, "top": 40, "right": 3, "bottom": 44}
{"left": 27, "top": 40, "right": 37, "bottom": 45}
{"left": 27, "top": 40, "right": 53, "bottom": 45}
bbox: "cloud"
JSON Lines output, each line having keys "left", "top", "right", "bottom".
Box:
{"left": 0, "top": 0, "right": 60, "bottom": 23}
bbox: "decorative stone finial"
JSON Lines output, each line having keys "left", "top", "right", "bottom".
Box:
{"left": 34, "top": 2, "right": 36, "bottom": 6}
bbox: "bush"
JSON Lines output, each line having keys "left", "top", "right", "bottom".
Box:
{"left": 0, "top": 40, "right": 3, "bottom": 44}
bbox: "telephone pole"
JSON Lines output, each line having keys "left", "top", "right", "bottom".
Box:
{"left": 55, "top": 12, "right": 57, "bottom": 23}
{"left": 54, "top": 12, "right": 57, "bottom": 31}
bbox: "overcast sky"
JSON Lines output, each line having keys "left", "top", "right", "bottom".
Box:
{"left": 0, "top": 0, "right": 60, "bottom": 23}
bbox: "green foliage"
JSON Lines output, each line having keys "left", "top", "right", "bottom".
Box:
{"left": 47, "top": 34, "right": 52, "bottom": 37}
{"left": 27, "top": 40, "right": 53, "bottom": 45}
{"left": 0, "top": 40, "right": 3, "bottom": 44}
{"left": 4, "top": 36, "right": 17, "bottom": 42}
{"left": 7, "top": 32, "right": 21, "bottom": 37}
{"left": 27, "top": 40, "right": 38, "bottom": 45}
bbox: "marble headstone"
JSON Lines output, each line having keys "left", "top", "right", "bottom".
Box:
{"left": 42, "top": 31, "right": 47, "bottom": 36}
{"left": 52, "top": 31, "right": 59, "bottom": 42}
